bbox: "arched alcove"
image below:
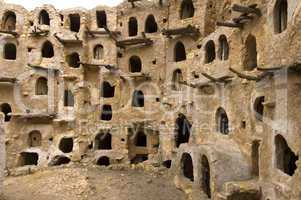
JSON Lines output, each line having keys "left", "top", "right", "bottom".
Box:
{"left": 64, "top": 90, "right": 74, "bottom": 107}
{"left": 36, "top": 77, "right": 48, "bottom": 95}
{"left": 174, "top": 42, "right": 186, "bottom": 62}
{"left": 175, "top": 114, "right": 191, "bottom": 148}
{"left": 66, "top": 52, "right": 80, "bottom": 68}
{"left": 4, "top": 43, "right": 16, "bottom": 60}
{"left": 218, "top": 35, "right": 229, "bottom": 61}
{"left": 201, "top": 156, "right": 211, "bottom": 198}
{"left": 97, "top": 156, "right": 110, "bottom": 166}
{"left": 69, "top": 14, "right": 80, "bottom": 32}
{"left": 42, "top": 41, "right": 54, "bottom": 58}
{"left": 28, "top": 130, "right": 42, "bottom": 147}
{"left": 274, "top": 0, "right": 287, "bottom": 34}
{"left": 93, "top": 44, "right": 104, "bottom": 60}
{"left": 96, "top": 10, "right": 107, "bottom": 28}
{"left": 129, "top": 17, "right": 138, "bottom": 37}
{"left": 244, "top": 35, "right": 257, "bottom": 71}
{"left": 216, "top": 107, "right": 229, "bottom": 135}
{"left": 254, "top": 96, "right": 265, "bottom": 121}
{"left": 145, "top": 14, "right": 158, "bottom": 33}
{"left": 171, "top": 69, "right": 183, "bottom": 91}
{"left": 39, "top": 10, "right": 50, "bottom": 25}
{"left": 2, "top": 11, "right": 16, "bottom": 31}
{"left": 101, "top": 105, "right": 113, "bottom": 121}
{"left": 205, "top": 40, "right": 216, "bottom": 63}
{"left": 135, "top": 131, "right": 147, "bottom": 147}
{"left": 129, "top": 56, "right": 142, "bottom": 73}
{"left": 180, "top": 0, "right": 195, "bottom": 19}
{"left": 101, "top": 81, "right": 115, "bottom": 98}
{"left": 132, "top": 90, "right": 144, "bottom": 107}
{"left": 181, "top": 153, "right": 194, "bottom": 181}
{"left": 59, "top": 137, "right": 74, "bottom": 153}
{"left": 0, "top": 103, "right": 12, "bottom": 122}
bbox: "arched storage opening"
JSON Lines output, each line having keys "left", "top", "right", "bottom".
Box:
{"left": 59, "top": 137, "right": 74, "bottom": 153}
{"left": 204, "top": 40, "right": 216, "bottom": 63}
{"left": 19, "top": 152, "right": 39, "bottom": 166}
{"left": 39, "top": 10, "right": 50, "bottom": 25}
{"left": 97, "top": 156, "right": 110, "bottom": 166}
{"left": 93, "top": 44, "right": 104, "bottom": 60}
{"left": 218, "top": 35, "right": 229, "bottom": 61}
{"left": 28, "top": 130, "right": 42, "bottom": 147}
{"left": 50, "top": 156, "right": 71, "bottom": 166}
{"left": 42, "top": 41, "right": 54, "bottom": 58}
{"left": 274, "top": 0, "right": 287, "bottom": 34}
{"left": 244, "top": 35, "right": 257, "bottom": 71}
{"left": 64, "top": 90, "right": 74, "bottom": 107}
{"left": 3, "top": 43, "right": 16, "bottom": 60}
{"left": 101, "top": 105, "right": 113, "bottom": 121}
{"left": 216, "top": 107, "right": 229, "bottom": 135}
{"left": 180, "top": 0, "right": 195, "bottom": 19}
{"left": 96, "top": 10, "right": 107, "bottom": 28}
{"left": 128, "top": 17, "right": 138, "bottom": 37}
{"left": 95, "top": 133, "right": 112, "bottom": 150}
{"left": 0, "top": 103, "right": 12, "bottom": 122}
{"left": 275, "top": 135, "right": 298, "bottom": 176}
{"left": 132, "top": 90, "right": 144, "bottom": 107}
{"left": 181, "top": 153, "right": 194, "bottom": 181}
{"left": 135, "top": 131, "right": 147, "bottom": 147}
{"left": 174, "top": 41, "right": 186, "bottom": 62}
{"left": 101, "top": 81, "right": 115, "bottom": 98}
{"left": 163, "top": 160, "right": 172, "bottom": 168}
{"left": 2, "top": 11, "right": 16, "bottom": 31}
{"left": 171, "top": 69, "right": 183, "bottom": 91}
{"left": 129, "top": 56, "right": 142, "bottom": 73}
{"left": 175, "top": 114, "right": 191, "bottom": 148}
{"left": 69, "top": 14, "right": 80, "bottom": 32}
{"left": 254, "top": 96, "right": 264, "bottom": 121}
{"left": 36, "top": 77, "right": 48, "bottom": 95}
{"left": 201, "top": 155, "right": 211, "bottom": 198}
{"left": 145, "top": 14, "right": 158, "bottom": 33}
{"left": 66, "top": 52, "right": 80, "bottom": 68}
{"left": 131, "top": 154, "right": 148, "bottom": 164}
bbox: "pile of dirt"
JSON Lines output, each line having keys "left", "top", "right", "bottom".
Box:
{"left": 2, "top": 166, "right": 186, "bottom": 200}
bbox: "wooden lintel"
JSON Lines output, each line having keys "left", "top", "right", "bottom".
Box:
{"left": 162, "top": 25, "right": 200, "bottom": 37}
{"left": 232, "top": 4, "right": 262, "bottom": 17}
{"left": 216, "top": 21, "right": 243, "bottom": 28}
{"left": 233, "top": 15, "right": 254, "bottom": 24}
{"left": 80, "top": 62, "right": 118, "bottom": 71}
{"left": 121, "top": 72, "right": 151, "bottom": 79}
{"left": 0, "top": 30, "right": 19, "bottom": 37}
{"left": 0, "top": 77, "right": 17, "bottom": 83}
{"left": 229, "top": 67, "right": 271, "bottom": 81}
{"left": 10, "top": 113, "right": 56, "bottom": 120}
{"left": 116, "top": 37, "right": 153, "bottom": 48}
{"left": 54, "top": 33, "right": 82, "bottom": 45}
{"left": 28, "top": 63, "right": 60, "bottom": 72}
{"left": 201, "top": 72, "right": 233, "bottom": 83}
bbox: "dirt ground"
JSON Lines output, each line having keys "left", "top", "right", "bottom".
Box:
{"left": 2, "top": 166, "right": 186, "bottom": 200}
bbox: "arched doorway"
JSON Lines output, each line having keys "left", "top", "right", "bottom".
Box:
{"left": 181, "top": 153, "right": 194, "bottom": 181}
{"left": 201, "top": 156, "right": 211, "bottom": 198}
{"left": 175, "top": 114, "right": 191, "bottom": 148}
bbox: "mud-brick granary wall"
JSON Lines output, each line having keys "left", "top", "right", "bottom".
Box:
{"left": 0, "top": 0, "right": 301, "bottom": 200}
